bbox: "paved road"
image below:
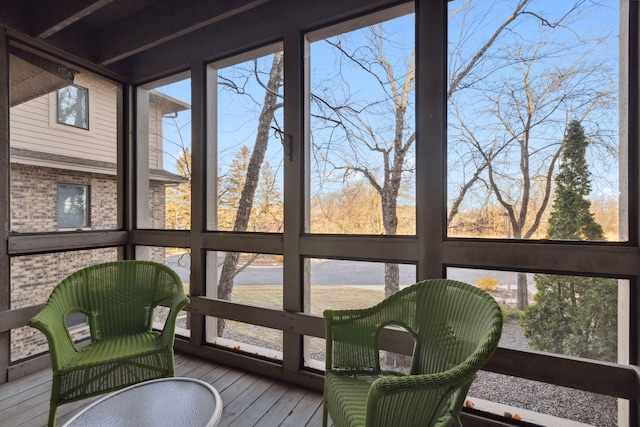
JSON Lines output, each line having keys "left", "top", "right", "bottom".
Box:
{"left": 166, "top": 254, "right": 531, "bottom": 291}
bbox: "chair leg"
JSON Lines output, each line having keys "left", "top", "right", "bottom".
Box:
{"left": 322, "top": 402, "right": 328, "bottom": 427}
{"left": 48, "top": 402, "right": 57, "bottom": 427}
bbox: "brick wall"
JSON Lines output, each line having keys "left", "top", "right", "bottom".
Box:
{"left": 10, "top": 164, "right": 121, "bottom": 232}
{"left": 10, "top": 163, "right": 171, "bottom": 362}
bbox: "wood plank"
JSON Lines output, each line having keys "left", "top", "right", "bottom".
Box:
{"left": 0, "top": 305, "right": 44, "bottom": 333}
{"left": 28, "top": 393, "right": 100, "bottom": 427}
{"left": 99, "top": 0, "right": 270, "bottom": 64}
{"left": 200, "top": 231, "right": 283, "bottom": 254}
{"left": 8, "top": 231, "right": 128, "bottom": 255}
{"left": 0, "top": 368, "right": 50, "bottom": 401}
{"left": 415, "top": 0, "right": 446, "bottom": 280}
{"left": 7, "top": 353, "right": 50, "bottom": 381}
{"left": 307, "top": 404, "right": 327, "bottom": 427}
{"left": 173, "top": 352, "right": 189, "bottom": 368}
{"left": 299, "top": 234, "right": 419, "bottom": 262}
{"left": 280, "top": 390, "right": 324, "bottom": 427}
{"left": 218, "top": 377, "right": 274, "bottom": 426}
{"left": 0, "top": 386, "right": 50, "bottom": 426}
{"left": 129, "top": 229, "right": 190, "bottom": 248}
{"left": 196, "top": 363, "right": 233, "bottom": 385}
{"left": 5, "top": 399, "right": 51, "bottom": 427}
{"left": 218, "top": 373, "right": 261, "bottom": 405}
{"left": 0, "top": 380, "right": 50, "bottom": 413}
{"left": 31, "top": 0, "right": 113, "bottom": 38}
{"left": 188, "top": 57, "right": 206, "bottom": 349}
{"left": 253, "top": 386, "right": 307, "bottom": 426}
{"left": 182, "top": 359, "right": 221, "bottom": 380}
{"left": 175, "top": 357, "right": 206, "bottom": 376}
{"left": 485, "top": 347, "right": 637, "bottom": 400}
{"left": 443, "top": 240, "right": 640, "bottom": 278}
{"left": 211, "top": 368, "right": 247, "bottom": 393}
{"left": 188, "top": 296, "right": 325, "bottom": 338}
{"left": 228, "top": 382, "right": 289, "bottom": 427}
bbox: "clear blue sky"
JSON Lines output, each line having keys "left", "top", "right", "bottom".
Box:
{"left": 154, "top": 0, "right": 620, "bottom": 208}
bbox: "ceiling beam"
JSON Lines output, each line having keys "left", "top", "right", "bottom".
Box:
{"left": 98, "top": 0, "right": 270, "bottom": 65}
{"left": 0, "top": 3, "right": 30, "bottom": 35}
{"left": 30, "top": 0, "right": 114, "bottom": 39}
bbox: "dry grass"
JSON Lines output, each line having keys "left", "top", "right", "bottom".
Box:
{"left": 231, "top": 285, "right": 385, "bottom": 315}
{"left": 224, "top": 285, "right": 385, "bottom": 352}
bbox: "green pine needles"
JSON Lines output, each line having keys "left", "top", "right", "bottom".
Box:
{"left": 521, "top": 121, "right": 617, "bottom": 362}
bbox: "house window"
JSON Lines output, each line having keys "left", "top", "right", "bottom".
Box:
{"left": 56, "top": 85, "right": 89, "bottom": 129}
{"left": 58, "top": 184, "right": 89, "bottom": 228}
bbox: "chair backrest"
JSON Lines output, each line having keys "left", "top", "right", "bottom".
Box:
{"left": 362, "top": 279, "right": 502, "bottom": 375}
{"left": 46, "top": 260, "right": 184, "bottom": 340}
{"left": 409, "top": 279, "right": 502, "bottom": 375}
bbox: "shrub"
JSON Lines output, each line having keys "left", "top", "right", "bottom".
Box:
{"left": 476, "top": 277, "right": 500, "bottom": 292}
{"left": 501, "top": 307, "right": 522, "bottom": 321}
{"left": 521, "top": 274, "right": 617, "bottom": 362}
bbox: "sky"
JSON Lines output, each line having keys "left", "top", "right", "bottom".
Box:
{"left": 152, "top": 0, "right": 621, "bottom": 215}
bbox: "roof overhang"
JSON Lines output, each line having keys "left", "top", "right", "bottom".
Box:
{"left": 9, "top": 46, "right": 77, "bottom": 107}
{"left": 11, "top": 147, "right": 188, "bottom": 183}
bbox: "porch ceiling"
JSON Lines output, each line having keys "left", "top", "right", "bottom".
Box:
{"left": 1, "top": 0, "right": 270, "bottom": 68}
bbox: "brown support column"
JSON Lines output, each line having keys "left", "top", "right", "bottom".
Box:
{"left": 416, "top": 0, "right": 447, "bottom": 280}
{"left": 283, "top": 30, "right": 304, "bottom": 374}
{"left": 0, "top": 29, "right": 10, "bottom": 384}
{"left": 190, "top": 60, "right": 206, "bottom": 347}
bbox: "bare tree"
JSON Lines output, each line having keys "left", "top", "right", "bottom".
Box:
{"left": 446, "top": 0, "right": 607, "bottom": 226}
{"left": 210, "top": 1, "right": 616, "bottom": 330}
{"left": 311, "top": 24, "right": 415, "bottom": 297}
{"left": 217, "top": 51, "right": 284, "bottom": 335}
{"left": 310, "top": 0, "right": 615, "bottom": 306}
{"left": 448, "top": 2, "right": 616, "bottom": 309}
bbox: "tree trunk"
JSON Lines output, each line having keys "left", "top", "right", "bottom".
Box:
{"left": 382, "top": 188, "right": 400, "bottom": 297}
{"left": 216, "top": 52, "right": 284, "bottom": 337}
{"left": 517, "top": 272, "right": 528, "bottom": 310}
{"left": 384, "top": 263, "right": 399, "bottom": 299}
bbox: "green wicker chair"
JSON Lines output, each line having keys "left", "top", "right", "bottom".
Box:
{"left": 323, "top": 279, "right": 503, "bottom": 427}
{"left": 28, "top": 260, "right": 190, "bottom": 427}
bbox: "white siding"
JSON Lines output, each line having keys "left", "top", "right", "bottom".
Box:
{"left": 149, "top": 104, "right": 163, "bottom": 169}
{"left": 10, "top": 72, "right": 120, "bottom": 164}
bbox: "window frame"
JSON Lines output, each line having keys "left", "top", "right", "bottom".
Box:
{"left": 56, "top": 84, "right": 89, "bottom": 130}
{"left": 57, "top": 183, "right": 90, "bottom": 229}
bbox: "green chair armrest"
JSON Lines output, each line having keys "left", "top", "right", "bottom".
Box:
{"left": 160, "top": 292, "right": 190, "bottom": 346}
{"left": 371, "top": 366, "right": 471, "bottom": 395}
{"left": 28, "top": 304, "right": 78, "bottom": 372}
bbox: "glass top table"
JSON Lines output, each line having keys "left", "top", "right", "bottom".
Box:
{"left": 62, "top": 377, "right": 223, "bottom": 427}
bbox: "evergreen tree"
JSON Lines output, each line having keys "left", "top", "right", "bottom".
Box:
{"left": 218, "top": 147, "right": 283, "bottom": 233}
{"left": 521, "top": 121, "right": 617, "bottom": 362}
{"left": 166, "top": 148, "right": 191, "bottom": 229}
{"left": 251, "top": 161, "right": 283, "bottom": 232}
{"left": 546, "top": 121, "right": 604, "bottom": 240}
{"left": 218, "top": 146, "right": 251, "bottom": 231}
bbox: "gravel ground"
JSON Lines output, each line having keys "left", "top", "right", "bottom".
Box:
{"left": 468, "top": 318, "right": 617, "bottom": 427}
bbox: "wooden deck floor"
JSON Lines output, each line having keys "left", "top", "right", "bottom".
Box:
{"left": 0, "top": 353, "right": 326, "bottom": 426}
